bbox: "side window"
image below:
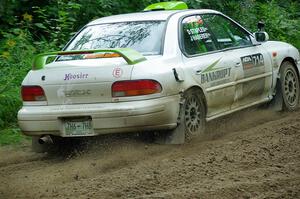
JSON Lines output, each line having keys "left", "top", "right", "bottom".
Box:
{"left": 201, "top": 14, "right": 252, "bottom": 49}
{"left": 181, "top": 15, "right": 217, "bottom": 55}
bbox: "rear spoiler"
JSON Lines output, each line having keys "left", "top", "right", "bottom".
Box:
{"left": 32, "top": 48, "right": 147, "bottom": 70}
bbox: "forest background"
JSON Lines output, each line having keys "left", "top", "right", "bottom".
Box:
{"left": 0, "top": 0, "right": 299, "bottom": 144}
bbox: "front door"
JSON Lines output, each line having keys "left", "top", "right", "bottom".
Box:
{"left": 201, "top": 13, "right": 272, "bottom": 109}
{"left": 228, "top": 46, "right": 272, "bottom": 108}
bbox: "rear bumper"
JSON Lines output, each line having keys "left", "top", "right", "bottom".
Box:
{"left": 18, "top": 95, "right": 180, "bottom": 137}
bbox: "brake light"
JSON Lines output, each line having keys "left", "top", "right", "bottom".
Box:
{"left": 84, "top": 53, "right": 120, "bottom": 59}
{"left": 112, "top": 80, "right": 162, "bottom": 97}
{"left": 21, "top": 86, "right": 46, "bottom": 101}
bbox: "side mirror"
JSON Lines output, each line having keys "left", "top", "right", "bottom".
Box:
{"left": 255, "top": 31, "right": 269, "bottom": 42}
{"left": 257, "top": 21, "right": 265, "bottom": 31}
{"left": 254, "top": 21, "right": 269, "bottom": 42}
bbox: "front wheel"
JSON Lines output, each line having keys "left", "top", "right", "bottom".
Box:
{"left": 280, "top": 61, "right": 300, "bottom": 111}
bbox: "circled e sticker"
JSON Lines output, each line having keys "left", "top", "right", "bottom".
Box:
{"left": 112, "top": 67, "right": 123, "bottom": 78}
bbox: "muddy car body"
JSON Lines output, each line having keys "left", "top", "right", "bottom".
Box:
{"left": 18, "top": 2, "right": 300, "bottom": 149}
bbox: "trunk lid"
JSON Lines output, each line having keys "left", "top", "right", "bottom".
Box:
{"left": 25, "top": 58, "right": 133, "bottom": 105}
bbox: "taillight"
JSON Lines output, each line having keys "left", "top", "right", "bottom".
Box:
{"left": 21, "top": 86, "right": 46, "bottom": 101}
{"left": 112, "top": 80, "right": 162, "bottom": 97}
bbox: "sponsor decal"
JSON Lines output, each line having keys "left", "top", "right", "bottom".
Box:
{"left": 202, "top": 59, "right": 221, "bottom": 73}
{"left": 63, "top": 89, "right": 91, "bottom": 97}
{"left": 186, "top": 26, "right": 211, "bottom": 42}
{"left": 64, "top": 72, "right": 88, "bottom": 81}
{"left": 241, "top": 53, "right": 264, "bottom": 70}
{"left": 201, "top": 68, "right": 231, "bottom": 84}
{"left": 112, "top": 67, "right": 123, "bottom": 78}
{"left": 183, "top": 15, "right": 211, "bottom": 42}
{"left": 200, "top": 58, "right": 231, "bottom": 84}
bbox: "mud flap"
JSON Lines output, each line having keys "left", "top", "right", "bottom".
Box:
{"left": 269, "top": 79, "right": 283, "bottom": 111}
{"left": 155, "top": 99, "right": 186, "bottom": 144}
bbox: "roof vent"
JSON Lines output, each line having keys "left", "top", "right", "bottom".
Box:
{"left": 144, "top": 1, "right": 188, "bottom": 11}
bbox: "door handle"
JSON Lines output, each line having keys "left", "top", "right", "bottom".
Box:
{"left": 196, "top": 70, "right": 202, "bottom": 75}
{"left": 235, "top": 62, "right": 241, "bottom": 67}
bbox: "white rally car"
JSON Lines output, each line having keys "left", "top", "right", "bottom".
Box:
{"left": 18, "top": 2, "right": 300, "bottom": 151}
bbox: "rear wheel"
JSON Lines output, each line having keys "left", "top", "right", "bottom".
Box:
{"left": 157, "top": 88, "right": 206, "bottom": 144}
{"left": 280, "top": 61, "right": 299, "bottom": 111}
{"left": 183, "top": 89, "right": 206, "bottom": 140}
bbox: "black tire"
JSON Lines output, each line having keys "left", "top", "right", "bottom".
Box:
{"left": 183, "top": 89, "right": 206, "bottom": 140}
{"left": 155, "top": 88, "right": 206, "bottom": 144}
{"left": 280, "top": 61, "right": 300, "bottom": 111}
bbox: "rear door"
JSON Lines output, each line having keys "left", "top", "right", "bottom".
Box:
{"left": 180, "top": 15, "right": 237, "bottom": 117}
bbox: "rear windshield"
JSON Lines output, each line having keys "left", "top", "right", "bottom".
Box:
{"left": 65, "top": 21, "right": 166, "bottom": 55}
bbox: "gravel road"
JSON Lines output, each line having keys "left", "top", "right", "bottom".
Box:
{"left": 0, "top": 109, "right": 299, "bottom": 199}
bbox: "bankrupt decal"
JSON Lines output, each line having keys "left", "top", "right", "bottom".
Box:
{"left": 200, "top": 58, "right": 231, "bottom": 84}
{"left": 241, "top": 53, "right": 264, "bottom": 70}
{"left": 201, "top": 68, "right": 231, "bottom": 84}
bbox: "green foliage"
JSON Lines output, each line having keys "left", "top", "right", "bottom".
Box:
{"left": 0, "top": 127, "right": 29, "bottom": 146}
{"left": 254, "top": 0, "right": 300, "bottom": 48}
{"left": 0, "top": 89, "right": 22, "bottom": 128}
{"left": 32, "top": 1, "right": 82, "bottom": 49}
{"left": 0, "top": 29, "right": 35, "bottom": 129}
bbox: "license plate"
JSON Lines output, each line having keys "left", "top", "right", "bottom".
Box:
{"left": 63, "top": 119, "right": 93, "bottom": 136}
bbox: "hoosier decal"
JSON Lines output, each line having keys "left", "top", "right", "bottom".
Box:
{"left": 241, "top": 53, "right": 264, "bottom": 70}
{"left": 64, "top": 72, "right": 88, "bottom": 81}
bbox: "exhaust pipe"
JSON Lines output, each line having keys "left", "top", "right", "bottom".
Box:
{"left": 38, "top": 135, "right": 54, "bottom": 145}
